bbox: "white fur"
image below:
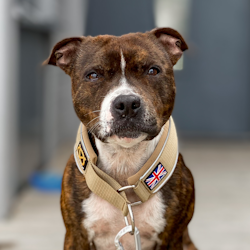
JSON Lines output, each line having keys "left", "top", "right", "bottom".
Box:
{"left": 120, "top": 50, "right": 126, "bottom": 76}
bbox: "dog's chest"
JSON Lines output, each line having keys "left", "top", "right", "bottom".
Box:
{"left": 82, "top": 192, "right": 166, "bottom": 250}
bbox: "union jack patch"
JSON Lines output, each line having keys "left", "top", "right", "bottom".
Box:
{"left": 144, "top": 163, "right": 167, "bottom": 190}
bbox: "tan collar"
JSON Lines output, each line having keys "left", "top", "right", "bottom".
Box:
{"left": 74, "top": 116, "right": 179, "bottom": 216}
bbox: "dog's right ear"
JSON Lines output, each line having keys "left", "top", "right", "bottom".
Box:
{"left": 43, "top": 37, "right": 83, "bottom": 75}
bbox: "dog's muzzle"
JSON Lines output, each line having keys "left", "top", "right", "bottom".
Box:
{"left": 111, "top": 94, "right": 142, "bottom": 119}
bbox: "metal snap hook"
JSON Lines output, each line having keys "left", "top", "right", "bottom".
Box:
{"left": 128, "top": 204, "right": 135, "bottom": 234}
{"left": 114, "top": 225, "right": 141, "bottom": 250}
{"left": 117, "top": 184, "right": 142, "bottom": 249}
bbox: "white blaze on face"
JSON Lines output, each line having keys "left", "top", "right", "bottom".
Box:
{"left": 120, "top": 50, "right": 126, "bottom": 76}
{"left": 99, "top": 50, "right": 144, "bottom": 146}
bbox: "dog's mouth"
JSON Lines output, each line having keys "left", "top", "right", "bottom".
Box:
{"left": 109, "top": 125, "right": 144, "bottom": 139}
{"left": 97, "top": 119, "right": 159, "bottom": 147}
{"left": 107, "top": 133, "right": 147, "bottom": 148}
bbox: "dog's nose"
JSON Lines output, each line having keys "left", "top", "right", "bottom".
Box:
{"left": 112, "top": 95, "right": 141, "bottom": 118}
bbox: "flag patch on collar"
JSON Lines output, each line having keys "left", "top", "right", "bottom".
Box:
{"left": 144, "top": 163, "right": 167, "bottom": 190}
{"left": 77, "top": 142, "right": 87, "bottom": 170}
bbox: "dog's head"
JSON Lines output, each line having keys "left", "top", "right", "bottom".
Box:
{"left": 44, "top": 28, "right": 187, "bottom": 147}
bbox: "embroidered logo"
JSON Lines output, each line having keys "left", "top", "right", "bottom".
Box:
{"left": 144, "top": 163, "right": 167, "bottom": 190}
{"left": 77, "top": 142, "right": 87, "bottom": 170}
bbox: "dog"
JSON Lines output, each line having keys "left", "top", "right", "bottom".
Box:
{"left": 44, "top": 27, "right": 197, "bottom": 250}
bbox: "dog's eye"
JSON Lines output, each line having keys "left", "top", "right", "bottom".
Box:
{"left": 147, "top": 67, "right": 160, "bottom": 76}
{"left": 87, "top": 72, "right": 99, "bottom": 80}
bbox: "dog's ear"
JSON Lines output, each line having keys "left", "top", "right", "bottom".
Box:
{"left": 43, "top": 37, "right": 83, "bottom": 75}
{"left": 151, "top": 27, "right": 188, "bottom": 65}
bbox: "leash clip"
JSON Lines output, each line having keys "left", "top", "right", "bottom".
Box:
{"left": 114, "top": 225, "right": 141, "bottom": 250}
{"left": 124, "top": 204, "right": 135, "bottom": 234}
{"left": 116, "top": 186, "right": 142, "bottom": 249}
{"left": 117, "top": 186, "right": 142, "bottom": 235}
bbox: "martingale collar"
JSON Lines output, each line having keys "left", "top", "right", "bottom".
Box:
{"left": 74, "top": 116, "right": 179, "bottom": 216}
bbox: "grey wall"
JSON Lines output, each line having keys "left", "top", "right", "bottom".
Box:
{"left": 173, "top": 0, "right": 250, "bottom": 136}
{"left": 0, "top": 0, "right": 88, "bottom": 219}
{"left": 86, "top": 0, "right": 155, "bottom": 36}
{"left": 43, "top": 0, "right": 88, "bottom": 163}
{"left": 86, "top": 0, "right": 250, "bottom": 137}
{"left": 18, "top": 27, "right": 49, "bottom": 186}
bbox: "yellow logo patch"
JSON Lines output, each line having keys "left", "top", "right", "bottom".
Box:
{"left": 77, "top": 142, "right": 87, "bottom": 170}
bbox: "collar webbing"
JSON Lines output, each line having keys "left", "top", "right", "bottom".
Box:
{"left": 74, "top": 116, "right": 179, "bottom": 216}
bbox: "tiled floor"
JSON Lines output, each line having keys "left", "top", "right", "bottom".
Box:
{"left": 0, "top": 190, "right": 64, "bottom": 250}
{"left": 0, "top": 140, "right": 250, "bottom": 250}
{"left": 180, "top": 139, "right": 250, "bottom": 250}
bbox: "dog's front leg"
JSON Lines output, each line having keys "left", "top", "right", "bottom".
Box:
{"left": 63, "top": 229, "right": 90, "bottom": 250}
{"left": 158, "top": 155, "right": 197, "bottom": 250}
{"left": 165, "top": 237, "right": 183, "bottom": 250}
{"left": 159, "top": 228, "right": 197, "bottom": 250}
{"left": 161, "top": 229, "right": 197, "bottom": 250}
{"left": 61, "top": 155, "right": 92, "bottom": 250}
{"left": 182, "top": 228, "right": 198, "bottom": 250}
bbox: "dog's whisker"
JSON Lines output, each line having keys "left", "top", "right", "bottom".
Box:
{"left": 88, "top": 122, "right": 101, "bottom": 134}
{"left": 88, "top": 122, "right": 98, "bottom": 132}
{"left": 83, "top": 110, "right": 101, "bottom": 117}
{"left": 88, "top": 124, "right": 96, "bottom": 134}
{"left": 86, "top": 116, "right": 100, "bottom": 126}
{"left": 89, "top": 122, "right": 101, "bottom": 134}
{"left": 88, "top": 119, "right": 101, "bottom": 131}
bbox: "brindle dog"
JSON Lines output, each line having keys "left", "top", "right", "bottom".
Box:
{"left": 44, "top": 28, "right": 197, "bottom": 250}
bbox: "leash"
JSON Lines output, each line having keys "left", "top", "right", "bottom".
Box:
{"left": 74, "top": 116, "right": 179, "bottom": 250}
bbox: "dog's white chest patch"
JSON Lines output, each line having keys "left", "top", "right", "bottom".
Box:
{"left": 82, "top": 192, "right": 166, "bottom": 250}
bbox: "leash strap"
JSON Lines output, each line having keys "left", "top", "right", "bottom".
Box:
{"left": 74, "top": 117, "right": 179, "bottom": 216}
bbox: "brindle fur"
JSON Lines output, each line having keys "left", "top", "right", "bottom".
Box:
{"left": 45, "top": 28, "right": 197, "bottom": 250}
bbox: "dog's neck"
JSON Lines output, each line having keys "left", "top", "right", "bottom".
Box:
{"left": 94, "top": 128, "right": 164, "bottom": 186}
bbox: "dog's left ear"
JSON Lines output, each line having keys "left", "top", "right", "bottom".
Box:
{"left": 43, "top": 37, "right": 83, "bottom": 75}
{"left": 151, "top": 27, "right": 188, "bottom": 65}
